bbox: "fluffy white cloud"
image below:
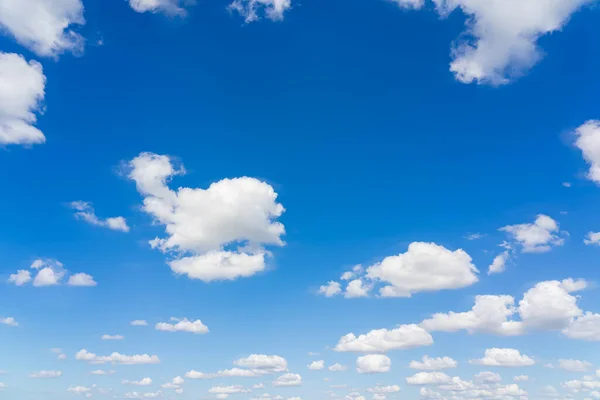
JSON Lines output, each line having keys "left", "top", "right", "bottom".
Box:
{"left": 334, "top": 324, "right": 433, "bottom": 353}
{"left": 1, "top": 317, "right": 18, "bottom": 327}
{"left": 356, "top": 354, "right": 391, "bottom": 374}
{"left": 558, "top": 359, "right": 592, "bottom": 372}
{"left": 0, "top": 52, "right": 46, "bottom": 146}
{"left": 488, "top": 251, "right": 509, "bottom": 275}
{"left": 366, "top": 242, "right": 479, "bottom": 297}
{"left": 33, "top": 262, "right": 66, "bottom": 287}
{"left": 70, "top": 201, "right": 130, "bottom": 232}
{"left": 409, "top": 356, "right": 457, "bottom": 370}
{"left": 563, "top": 312, "right": 600, "bottom": 341}
{"left": 228, "top": 0, "right": 291, "bottom": 23}
{"left": 68, "top": 273, "right": 97, "bottom": 287}
{"left": 234, "top": 354, "right": 287, "bottom": 374}
{"left": 307, "top": 360, "right": 324, "bottom": 370}
{"left": 406, "top": 371, "right": 451, "bottom": 385}
{"left": 395, "top": 0, "right": 592, "bottom": 85}
{"left": 101, "top": 334, "right": 124, "bottom": 340}
{"left": 500, "top": 214, "right": 564, "bottom": 253}
{"left": 128, "top": 152, "right": 285, "bottom": 282}
{"left": 421, "top": 295, "right": 523, "bottom": 335}
{"left": 474, "top": 371, "right": 502, "bottom": 383}
{"left": 272, "top": 373, "right": 302, "bottom": 386}
{"left": 8, "top": 270, "right": 31, "bottom": 286}
{"left": 328, "top": 363, "right": 347, "bottom": 372}
{"left": 209, "top": 385, "right": 251, "bottom": 394}
{"left": 319, "top": 281, "right": 341, "bottom": 297}
{"left": 469, "top": 348, "right": 535, "bottom": 367}
{"left": 75, "top": 349, "right": 160, "bottom": 365}
{"left": 30, "top": 370, "right": 62, "bottom": 378}
{"left": 345, "top": 279, "right": 370, "bottom": 298}
{"left": 155, "top": 318, "right": 209, "bottom": 334}
{"left": 123, "top": 377, "right": 152, "bottom": 386}
{"left": 574, "top": 120, "right": 600, "bottom": 184}
{"left": 585, "top": 232, "right": 600, "bottom": 245}
{"left": 0, "top": 0, "right": 85, "bottom": 57}
{"left": 128, "top": 0, "right": 190, "bottom": 15}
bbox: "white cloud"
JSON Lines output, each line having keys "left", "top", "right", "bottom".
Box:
{"left": 500, "top": 214, "right": 564, "bottom": 253}
{"left": 128, "top": 0, "right": 190, "bottom": 15}
{"left": 465, "top": 233, "right": 484, "bottom": 240}
{"left": 334, "top": 324, "right": 433, "bottom": 353}
{"left": 91, "top": 370, "right": 116, "bottom": 375}
{"left": 421, "top": 295, "right": 524, "bottom": 335}
{"left": 585, "top": 232, "right": 600, "bottom": 245}
{"left": 406, "top": 0, "right": 593, "bottom": 85}
{"left": 469, "top": 348, "right": 535, "bottom": 367}
{"left": 101, "top": 334, "right": 124, "bottom": 340}
{"left": 409, "top": 356, "right": 457, "bottom": 370}
{"left": 228, "top": 0, "right": 291, "bottom": 23}
{"left": 123, "top": 377, "right": 152, "bottom": 386}
{"left": 0, "top": 52, "right": 46, "bottom": 146}
{"left": 124, "top": 391, "right": 162, "bottom": 399}
{"left": 1, "top": 317, "right": 18, "bottom": 327}
{"left": 0, "top": 0, "right": 85, "bottom": 57}
{"left": 155, "top": 318, "right": 209, "bottom": 334}
{"left": 209, "top": 385, "right": 251, "bottom": 394}
{"left": 33, "top": 265, "right": 65, "bottom": 286}
{"left": 30, "top": 370, "right": 62, "bottom": 378}
{"left": 67, "top": 386, "right": 91, "bottom": 393}
{"left": 366, "top": 242, "right": 479, "bottom": 297}
{"left": 356, "top": 354, "right": 391, "bottom": 374}
{"left": 272, "top": 373, "right": 302, "bottom": 387}
{"left": 406, "top": 371, "right": 451, "bottom": 385}
{"left": 75, "top": 349, "right": 160, "bottom": 365}
{"left": 307, "top": 360, "right": 324, "bottom": 370}
{"left": 367, "top": 385, "right": 401, "bottom": 393}
{"left": 345, "top": 279, "right": 370, "bottom": 298}
{"left": 575, "top": 120, "right": 600, "bottom": 184}
{"left": 131, "top": 320, "right": 148, "bottom": 326}
{"left": 8, "top": 270, "right": 31, "bottom": 285}
{"left": 514, "top": 375, "right": 528, "bottom": 381}
{"left": 563, "top": 312, "right": 600, "bottom": 341}
{"left": 319, "top": 281, "right": 342, "bottom": 297}
{"left": 488, "top": 251, "right": 509, "bottom": 275}
{"left": 474, "top": 371, "right": 502, "bottom": 383}
{"left": 558, "top": 359, "right": 592, "bottom": 372}
{"left": 234, "top": 354, "right": 287, "bottom": 374}
{"left": 68, "top": 273, "right": 97, "bottom": 287}
{"left": 128, "top": 152, "right": 285, "bottom": 282}
{"left": 69, "top": 201, "right": 130, "bottom": 232}
{"left": 328, "top": 363, "right": 347, "bottom": 372}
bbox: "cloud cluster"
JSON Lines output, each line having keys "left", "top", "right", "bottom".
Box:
{"left": 7, "top": 259, "right": 96, "bottom": 287}
{"left": 186, "top": 354, "right": 289, "bottom": 380}
{"left": 75, "top": 349, "right": 160, "bottom": 365}
{"left": 128, "top": 152, "right": 286, "bottom": 282}
{"left": 155, "top": 318, "right": 209, "bottom": 334}
{"left": 500, "top": 214, "right": 565, "bottom": 253}
{"left": 128, "top": 0, "right": 190, "bottom": 15}
{"left": 228, "top": 0, "right": 291, "bottom": 23}
{"left": 574, "top": 120, "right": 600, "bottom": 184}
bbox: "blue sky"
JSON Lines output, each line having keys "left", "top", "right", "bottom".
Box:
{"left": 1, "top": 0, "right": 600, "bottom": 399}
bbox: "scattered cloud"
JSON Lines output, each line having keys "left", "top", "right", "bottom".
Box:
{"left": 409, "top": 356, "right": 457, "bottom": 370}
{"left": 131, "top": 320, "right": 148, "bottom": 326}
{"left": 465, "top": 233, "right": 485, "bottom": 240}
{"left": 75, "top": 349, "right": 160, "bottom": 365}
{"left": 356, "top": 354, "right": 391, "bottom": 374}
{"left": 1, "top": 317, "right": 18, "bottom": 327}
{"left": 128, "top": 152, "right": 285, "bottom": 282}
{"left": 469, "top": 348, "right": 535, "bottom": 367}
{"left": 488, "top": 251, "right": 509, "bottom": 275}
{"left": 101, "top": 334, "right": 124, "bottom": 340}
{"left": 406, "top": 371, "right": 451, "bottom": 385}
{"left": 30, "top": 370, "right": 62, "bottom": 378}
{"left": 0, "top": 52, "right": 46, "bottom": 146}
{"left": 558, "top": 359, "right": 592, "bottom": 372}
{"left": 307, "top": 360, "right": 324, "bottom": 370}
{"left": 7, "top": 259, "right": 96, "bottom": 288}
{"left": 68, "top": 273, "right": 97, "bottom": 287}
{"left": 0, "top": 0, "right": 85, "bottom": 57}
{"left": 500, "top": 214, "right": 565, "bottom": 253}
{"left": 584, "top": 232, "right": 600, "bottom": 246}
{"left": 122, "top": 377, "right": 152, "bottom": 386}
{"left": 574, "top": 120, "right": 600, "bottom": 184}
{"left": 318, "top": 281, "right": 342, "bottom": 297}
{"left": 334, "top": 324, "right": 433, "bottom": 353}
{"left": 328, "top": 363, "right": 347, "bottom": 372}
{"left": 228, "top": 0, "right": 291, "bottom": 23}
{"left": 128, "top": 0, "right": 191, "bottom": 16}
{"left": 272, "top": 373, "right": 302, "bottom": 387}
{"left": 69, "top": 201, "right": 130, "bottom": 232}
{"left": 155, "top": 318, "right": 209, "bottom": 334}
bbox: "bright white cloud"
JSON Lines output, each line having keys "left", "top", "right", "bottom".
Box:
{"left": 345, "top": 279, "right": 370, "bottom": 298}
{"left": 366, "top": 242, "right": 479, "bottom": 297}
{"left": 500, "top": 214, "right": 564, "bottom": 253}
{"left": 406, "top": 371, "right": 451, "bottom": 385}
{"left": 272, "top": 373, "right": 302, "bottom": 387}
{"left": 469, "top": 348, "right": 535, "bottom": 367}
{"left": 488, "top": 251, "right": 509, "bottom": 275}
{"left": 0, "top": 52, "right": 46, "bottom": 146}
{"left": 8, "top": 270, "right": 31, "bottom": 286}
{"left": 563, "top": 312, "right": 600, "bottom": 341}
{"left": 319, "top": 281, "right": 342, "bottom": 297}
{"left": 209, "top": 385, "right": 251, "bottom": 394}
{"left": 558, "top": 359, "right": 592, "bottom": 372}
{"left": 0, "top": 0, "right": 85, "bottom": 57}
{"left": 334, "top": 324, "right": 433, "bottom": 353}
{"left": 307, "top": 360, "right": 324, "bottom": 370}
{"left": 75, "top": 349, "right": 160, "bottom": 365}
{"left": 228, "top": 0, "right": 291, "bottom": 23}
{"left": 155, "top": 318, "right": 209, "bottom": 334}
{"left": 10, "top": 259, "right": 96, "bottom": 288}
{"left": 234, "top": 354, "right": 287, "bottom": 374}
{"left": 409, "top": 356, "right": 457, "bottom": 370}
{"left": 328, "top": 363, "right": 347, "bottom": 372}
{"left": 356, "top": 354, "right": 391, "bottom": 374}
{"left": 128, "top": 0, "right": 190, "bottom": 15}
{"left": 68, "top": 273, "right": 97, "bottom": 287}
{"left": 398, "top": 0, "right": 593, "bottom": 85}
{"left": 30, "top": 370, "right": 62, "bottom": 378}
{"left": 69, "top": 201, "right": 130, "bottom": 232}
{"left": 474, "top": 371, "right": 502, "bottom": 383}
{"left": 128, "top": 152, "right": 285, "bottom": 282}
{"left": 123, "top": 377, "right": 153, "bottom": 386}
{"left": 584, "top": 232, "right": 600, "bottom": 245}
{"left": 574, "top": 120, "right": 600, "bottom": 184}
{"left": 1, "top": 317, "right": 18, "bottom": 327}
